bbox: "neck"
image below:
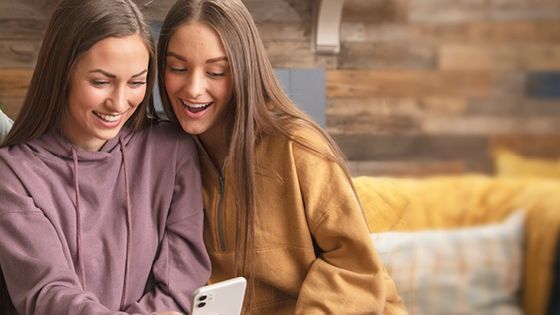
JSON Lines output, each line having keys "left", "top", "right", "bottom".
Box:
{"left": 199, "top": 126, "right": 230, "bottom": 172}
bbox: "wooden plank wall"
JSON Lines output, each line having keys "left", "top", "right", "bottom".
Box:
{"left": 331, "top": 0, "right": 560, "bottom": 176}
{"left": 1, "top": 0, "right": 560, "bottom": 176}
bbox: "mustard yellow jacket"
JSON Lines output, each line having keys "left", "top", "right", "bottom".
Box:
{"left": 195, "top": 128, "right": 407, "bottom": 314}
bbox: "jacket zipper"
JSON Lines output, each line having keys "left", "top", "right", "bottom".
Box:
{"left": 217, "top": 174, "right": 226, "bottom": 252}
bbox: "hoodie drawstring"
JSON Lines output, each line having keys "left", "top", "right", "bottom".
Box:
{"left": 70, "top": 141, "right": 132, "bottom": 309}
{"left": 119, "top": 138, "right": 132, "bottom": 309}
{"left": 71, "top": 147, "right": 87, "bottom": 289}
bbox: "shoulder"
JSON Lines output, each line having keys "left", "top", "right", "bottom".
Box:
{"left": 0, "top": 142, "right": 35, "bottom": 166}
{"left": 288, "top": 125, "right": 334, "bottom": 167}
{"left": 258, "top": 125, "right": 336, "bottom": 173}
{"left": 0, "top": 147, "right": 37, "bottom": 213}
{"left": 260, "top": 125, "right": 329, "bottom": 153}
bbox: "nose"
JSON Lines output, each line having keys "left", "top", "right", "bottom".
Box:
{"left": 107, "top": 86, "right": 129, "bottom": 113}
{"left": 185, "top": 70, "right": 206, "bottom": 99}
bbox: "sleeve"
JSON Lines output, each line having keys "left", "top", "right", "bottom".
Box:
{"left": 0, "top": 164, "right": 128, "bottom": 315}
{"left": 0, "top": 110, "right": 13, "bottom": 142}
{"left": 125, "top": 136, "right": 211, "bottom": 314}
{"left": 291, "top": 141, "right": 408, "bottom": 315}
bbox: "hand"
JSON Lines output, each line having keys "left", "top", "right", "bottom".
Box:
{"left": 154, "top": 312, "right": 184, "bottom": 315}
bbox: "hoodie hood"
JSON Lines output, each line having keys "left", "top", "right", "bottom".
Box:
{"left": 28, "top": 127, "right": 135, "bottom": 162}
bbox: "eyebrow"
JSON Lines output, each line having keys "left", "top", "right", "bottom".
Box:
{"left": 88, "top": 69, "right": 148, "bottom": 78}
{"left": 166, "top": 51, "right": 228, "bottom": 64}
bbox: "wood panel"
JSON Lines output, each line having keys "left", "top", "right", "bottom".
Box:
{"left": 256, "top": 22, "right": 309, "bottom": 40}
{"left": 439, "top": 44, "right": 560, "bottom": 71}
{"left": 421, "top": 116, "right": 560, "bottom": 135}
{"left": 347, "top": 160, "right": 466, "bottom": 177}
{"left": 341, "top": 0, "right": 408, "bottom": 23}
{"left": 332, "top": 134, "right": 489, "bottom": 159}
{"left": 264, "top": 40, "right": 316, "bottom": 68}
{"left": 409, "top": 0, "right": 560, "bottom": 22}
{"left": 0, "top": 68, "right": 32, "bottom": 118}
{"left": 0, "top": 40, "right": 41, "bottom": 68}
{"left": 0, "top": 0, "right": 559, "bottom": 177}
{"left": 340, "top": 42, "right": 437, "bottom": 70}
{"left": 439, "top": 45, "right": 518, "bottom": 71}
{"left": 341, "top": 21, "right": 560, "bottom": 44}
{"left": 490, "top": 135, "right": 560, "bottom": 158}
{"left": 0, "top": 2, "right": 46, "bottom": 19}
{"left": 243, "top": 0, "right": 312, "bottom": 22}
{"left": 328, "top": 105, "right": 560, "bottom": 136}
{"left": 327, "top": 97, "right": 465, "bottom": 135}
{"left": 522, "top": 45, "right": 560, "bottom": 71}
{"left": 0, "top": 19, "right": 46, "bottom": 40}
{"left": 326, "top": 70, "right": 495, "bottom": 98}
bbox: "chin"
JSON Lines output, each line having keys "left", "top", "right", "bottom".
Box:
{"left": 177, "top": 121, "right": 201, "bottom": 135}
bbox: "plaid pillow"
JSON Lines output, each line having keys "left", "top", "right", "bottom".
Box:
{"left": 371, "top": 211, "right": 524, "bottom": 315}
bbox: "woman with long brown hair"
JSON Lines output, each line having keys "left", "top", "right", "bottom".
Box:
{"left": 0, "top": 0, "right": 210, "bottom": 313}
{"left": 157, "top": 0, "right": 408, "bottom": 313}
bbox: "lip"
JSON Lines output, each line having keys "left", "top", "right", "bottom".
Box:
{"left": 178, "top": 98, "right": 213, "bottom": 119}
{"left": 92, "top": 111, "right": 123, "bottom": 128}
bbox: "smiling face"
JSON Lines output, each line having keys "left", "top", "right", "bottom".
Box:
{"left": 62, "top": 34, "right": 149, "bottom": 151}
{"left": 164, "top": 21, "right": 234, "bottom": 143}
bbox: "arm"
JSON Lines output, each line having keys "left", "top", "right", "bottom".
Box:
{"left": 292, "top": 143, "right": 407, "bottom": 315}
{"left": 0, "top": 179, "right": 127, "bottom": 315}
{"left": 126, "top": 136, "right": 211, "bottom": 314}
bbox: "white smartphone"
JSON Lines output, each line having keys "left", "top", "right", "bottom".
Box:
{"left": 190, "top": 277, "right": 247, "bottom": 315}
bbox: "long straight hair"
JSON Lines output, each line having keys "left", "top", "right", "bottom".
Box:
{"left": 0, "top": 0, "right": 156, "bottom": 312}
{"left": 157, "top": 0, "right": 353, "bottom": 312}
{"left": 1, "top": 0, "right": 157, "bottom": 148}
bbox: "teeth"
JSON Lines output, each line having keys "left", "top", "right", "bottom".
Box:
{"left": 181, "top": 100, "right": 211, "bottom": 108}
{"left": 94, "top": 111, "right": 121, "bottom": 122}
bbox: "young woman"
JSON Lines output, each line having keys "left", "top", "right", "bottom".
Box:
{"left": 0, "top": 0, "right": 210, "bottom": 314}
{"left": 157, "top": 0, "right": 408, "bottom": 313}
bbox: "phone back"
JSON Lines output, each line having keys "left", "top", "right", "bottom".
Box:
{"left": 191, "top": 277, "right": 247, "bottom": 315}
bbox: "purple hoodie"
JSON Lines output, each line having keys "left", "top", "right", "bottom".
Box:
{"left": 0, "top": 122, "right": 211, "bottom": 314}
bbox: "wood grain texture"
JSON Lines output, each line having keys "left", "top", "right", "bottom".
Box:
{"left": 340, "top": 42, "right": 437, "bottom": 70}
{"left": 0, "top": 0, "right": 559, "bottom": 176}
{"left": 409, "top": 0, "right": 560, "bottom": 22}
{"left": 341, "top": 21, "right": 560, "bottom": 44}
{"left": 490, "top": 135, "right": 560, "bottom": 158}
{"left": 341, "top": 0, "right": 408, "bottom": 23}
{"left": 326, "top": 70, "right": 494, "bottom": 98}
{"left": 347, "top": 159, "right": 466, "bottom": 177}
{"left": 0, "top": 40, "right": 41, "bottom": 68}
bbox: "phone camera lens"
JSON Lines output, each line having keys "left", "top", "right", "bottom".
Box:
{"left": 197, "top": 302, "right": 206, "bottom": 308}
{"left": 198, "top": 295, "right": 207, "bottom": 301}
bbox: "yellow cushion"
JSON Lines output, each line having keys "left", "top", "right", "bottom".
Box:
{"left": 495, "top": 149, "right": 560, "bottom": 178}
{"left": 354, "top": 175, "right": 560, "bottom": 315}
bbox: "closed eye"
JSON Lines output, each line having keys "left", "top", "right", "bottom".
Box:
{"left": 91, "top": 80, "right": 110, "bottom": 87}
{"left": 129, "top": 81, "right": 146, "bottom": 88}
{"left": 208, "top": 72, "right": 225, "bottom": 77}
{"left": 169, "top": 66, "right": 187, "bottom": 73}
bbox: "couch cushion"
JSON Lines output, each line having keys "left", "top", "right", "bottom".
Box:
{"left": 371, "top": 211, "right": 525, "bottom": 315}
{"left": 494, "top": 149, "right": 560, "bottom": 178}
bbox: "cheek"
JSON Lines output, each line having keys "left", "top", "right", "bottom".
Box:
{"left": 217, "top": 80, "right": 233, "bottom": 102}
{"left": 164, "top": 72, "right": 182, "bottom": 95}
{"left": 70, "top": 85, "right": 106, "bottom": 110}
{"left": 130, "top": 87, "right": 148, "bottom": 106}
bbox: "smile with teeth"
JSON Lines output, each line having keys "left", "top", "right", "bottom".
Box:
{"left": 93, "top": 111, "right": 121, "bottom": 122}
{"left": 181, "top": 100, "right": 212, "bottom": 113}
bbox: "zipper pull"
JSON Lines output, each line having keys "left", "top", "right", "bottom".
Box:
{"left": 218, "top": 175, "right": 224, "bottom": 194}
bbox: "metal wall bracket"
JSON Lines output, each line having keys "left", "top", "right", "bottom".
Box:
{"left": 312, "top": 0, "right": 345, "bottom": 54}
